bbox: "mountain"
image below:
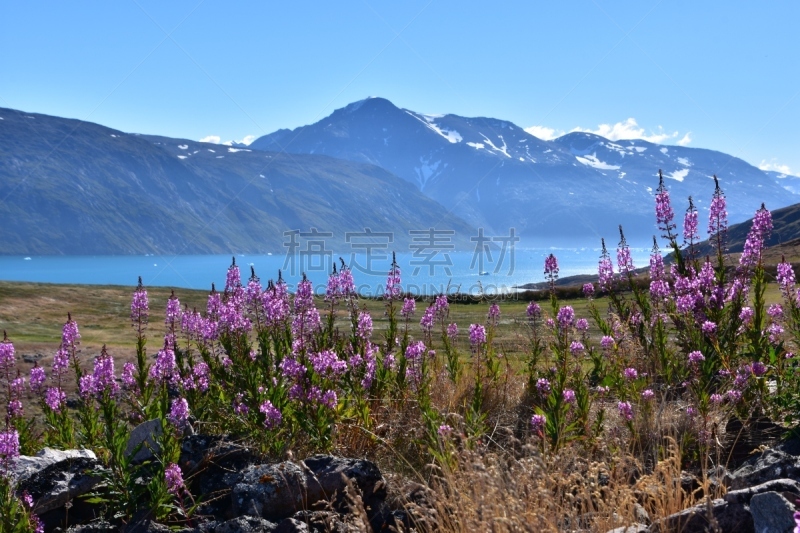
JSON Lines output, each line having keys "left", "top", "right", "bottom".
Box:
{"left": 764, "top": 170, "right": 800, "bottom": 195}
{"left": 689, "top": 201, "right": 800, "bottom": 257}
{"left": 251, "top": 97, "right": 797, "bottom": 247}
{"left": 0, "top": 107, "right": 475, "bottom": 255}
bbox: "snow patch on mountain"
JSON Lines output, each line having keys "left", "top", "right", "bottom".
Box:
{"left": 414, "top": 157, "right": 442, "bottom": 191}
{"left": 575, "top": 154, "right": 621, "bottom": 170}
{"left": 467, "top": 142, "right": 485, "bottom": 150}
{"left": 405, "top": 111, "right": 462, "bottom": 143}
{"left": 666, "top": 169, "right": 690, "bottom": 182}
{"left": 677, "top": 157, "right": 691, "bottom": 167}
{"left": 480, "top": 134, "right": 511, "bottom": 158}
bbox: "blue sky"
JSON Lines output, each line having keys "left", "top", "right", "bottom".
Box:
{"left": 2, "top": 1, "right": 799, "bottom": 174}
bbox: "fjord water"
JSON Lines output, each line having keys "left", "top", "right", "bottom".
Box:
{"left": 0, "top": 249, "right": 652, "bottom": 295}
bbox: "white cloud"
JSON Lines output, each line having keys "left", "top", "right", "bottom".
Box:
{"left": 759, "top": 159, "right": 794, "bottom": 176}
{"left": 526, "top": 118, "right": 691, "bottom": 145}
{"left": 201, "top": 134, "right": 256, "bottom": 146}
{"left": 677, "top": 132, "right": 692, "bottom": 146}
{"left": 571, "top": 118, "right": 681, "bottom": 143}
{"left": 524, "top": 125, "right": 564, "bottom": 141}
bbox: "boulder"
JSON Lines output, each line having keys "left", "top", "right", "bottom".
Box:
{"left": 231, "top": 456, "right": 386, "bottom": 522}
{"left": 650, "top": 498, "right": 753, "bottom": 533}
{"left": 215, "top": 516, "right": 278, "bottom": 533}
{"left": 749, "top": 491, "right": 797, "bottom": 533}
{"left": 724, "top": 478, "right": 800, "bottom": 505}
{"left": 12, "top": 448, "right": 102, "bottom": 514}
{"left": 125, "top": 419, "right": 163, "bottom": 463}
{"left": 725, "top": 448, "right": 800, "bottom": 490}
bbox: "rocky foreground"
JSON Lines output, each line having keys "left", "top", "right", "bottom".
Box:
{"left": 11, "top": 426, "right": 800, "bottom": 533}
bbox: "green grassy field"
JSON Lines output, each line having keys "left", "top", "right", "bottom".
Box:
{"left": 0, "top": 278, "right": 784, "bottom": 377}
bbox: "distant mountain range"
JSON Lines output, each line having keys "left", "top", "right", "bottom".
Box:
{"left": 251, "top": 97, "right": 797, "bottom": 247}
{"left": 1, "top": 98, "right": 797, "bottom": 256}
{"left": 0, "top": 108, "right": 474, "bottom": 255}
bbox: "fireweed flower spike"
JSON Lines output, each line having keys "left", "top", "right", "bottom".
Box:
{"left": 617, "top": 226, "right": 634, "bottom": 276}
{"left": 708, "top": 175, "right": 728, "bottom": 256}
{"left": 739, "top": 203, "right": 773, "bottom": 270}
{"left": 655, "top": 170, "right": 676, "bottom": 240}
{"left": 544, "top": 253, "right": 559, "bottom": 292}
{"left": 131, "top": 276, "right": 149, "bottom": 328}
{"left": 683, "top": 196, "right": 699, "bottom": 252}
{"left": 385, "top": 252, "right": 402, "bottom": 301}
{"left": 598, "top": 239, "right": 614, "bottom": 292}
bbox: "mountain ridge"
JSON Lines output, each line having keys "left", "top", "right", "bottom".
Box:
{"left": 251, "top": 97, "right": 796, "bottom": 248}
{"left": 0, "top": 106, "right": 476, "bottom": 255}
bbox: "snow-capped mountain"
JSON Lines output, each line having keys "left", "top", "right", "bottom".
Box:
{"left": 251, "top": 97, "right": 797, "bottom": 247}
{"left": 764, "top": 170, "right": 800, "bottom": 195}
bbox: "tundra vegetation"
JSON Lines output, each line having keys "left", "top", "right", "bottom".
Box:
{"left": 1, "top": 172, "right": 800, "bottom": 532}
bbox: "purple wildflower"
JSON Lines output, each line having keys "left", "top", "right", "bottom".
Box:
{"left": 598, "top": 239, "right": 614, "bottom": 292}
{"left": 419, "top": 306, "right": 435, "bottom": 332}
{"left": 401, "top": 298, "right": 416, "bottom": 318}
{"left": 617, "top": 226, "right": 634, "bottom": 275}
{"left": 165, "top": 463, "right": 185, "bottom": 496}
{"left": 259, "top": 400, "right": 282, "bottom": 429}
{"left": 385, "top": 253, "right": 402, "bottom": 301}
{"left": 167, "top": 398, "right": 190, "bottom": 430}
{"left": 582, "top": 283, "right": 595, "bottom": 298}
{"left": 536, "top": 378, "right": 551, "bottom": 395}
{"left": 544, "top": 253, "right": 559, "bottom": 288}
{"left": 683, "top": 196, "right": 699, "bottom": 246}
{"left": 526, "top": 301, "right": 541, "bottom": 318}
{"left": 438, "top": 424, "right": 453, "bottom": 438}
{"left": 655, "top": 171, "right": 676, "bottom": 238}
{"left": 131, "top": 277, "right": 149, "bottom": 325}
{"left": 618, "top": 401, "right": 634, "bottom": 422}
{"left": 739, "top": 306, "right": 754, "bottom": 324}
{"left": 710, "top": 393, "right": 724, "bottom": 405}
{"left": 641, "top": 389, "right": 655, "bottom": 401}
{"left": 708, "top": 176, "right": 728, "bottom": 253}
{"left": 688, "top": 351, "right": 705, "bottom": 364}
{"left": 556, "top": 306, "right": 575, "bottom": 329}
{"left": 530, "top": 414, "right": 546, "bottom": 434}
{"left": 563, "top": 389, "right": 576, "bottom": 404}
{"left": 0, "top": 336, "right": 15, "bottom": 373}
{"left": 740, "top": 203, "right": 772, "bottom": 269}
{"left": 623, "top": 367, "right": 638, "bottom": 380}
{"left": 600, "top": 336, "right": 615, "bottom": 350}
{"left": 701, "top": 321, "right": 717, "bottom": 336}
{"left": 357, "top": 312, "right": 373, "bottom": 340}
{"left": 468, "top": 324, "right": 487, "bottom": 346}
{"left": 576, "top": 318, "right": 589, "bottom": 331}
{"left": 122, "top": 362, "right": 136, "bottom": 390}
{"left": 488, "top": 303, "right": 500, "bottom": 322}
{"left": 0, "top": 429, "right": 20, "bottom": 467}
{"left": 569, "top": 341, "right": 585, "bottom": 356}
{"left": 446, "top": 323, "right": 458, "bottom": 340}
{"left": 45, "top": 387, "right": 66, "bottom": 412}
{"left": 768, "top": 304, "right": 784, "bottom": 318}
{"left": 30, "top": 365, "right": 46, "bottom": 393}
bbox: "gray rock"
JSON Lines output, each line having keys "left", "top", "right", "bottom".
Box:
{"left": 125, "top": 419, "right": 163, "bottom": 462}
{"left": 725, "top": 448, "right": 800, "bottom": 490}
{"left": 11, "top": 447, "right": 96, "bottom": 481}
{"left": 650, "top": 498, "right": 753, "bottom": 533}
{"left": 633, "top": 503, "right": 650, "bottom": 525}
{"left": 290, "top": 511, "right": 368, "bottom": 533}
{"left": 13, "top": 448, "right": 102, "bottom": 514}
{"left": 273, "top": 519, "right": 309, "bottom": 533}
{"left": 66, "top": 520, "right": 117, "bottom": 533}
{"left": 215, "top": 516, "right": 278, "bottom": 533}
{"left": 605, "top": 525, "right": 647, "bottom": 533}
{"left": 231, "top": 456, "right": 385, "bottom": 522}
{"left": 724, "top": 478, "right": 800, "bottom": 505}
{"left": 750, "top": 491, "right": 797, "bottom": 533}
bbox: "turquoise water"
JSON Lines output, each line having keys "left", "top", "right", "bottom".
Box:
{"left": 0, "top": 249, "right": 653, "bottom": 296}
